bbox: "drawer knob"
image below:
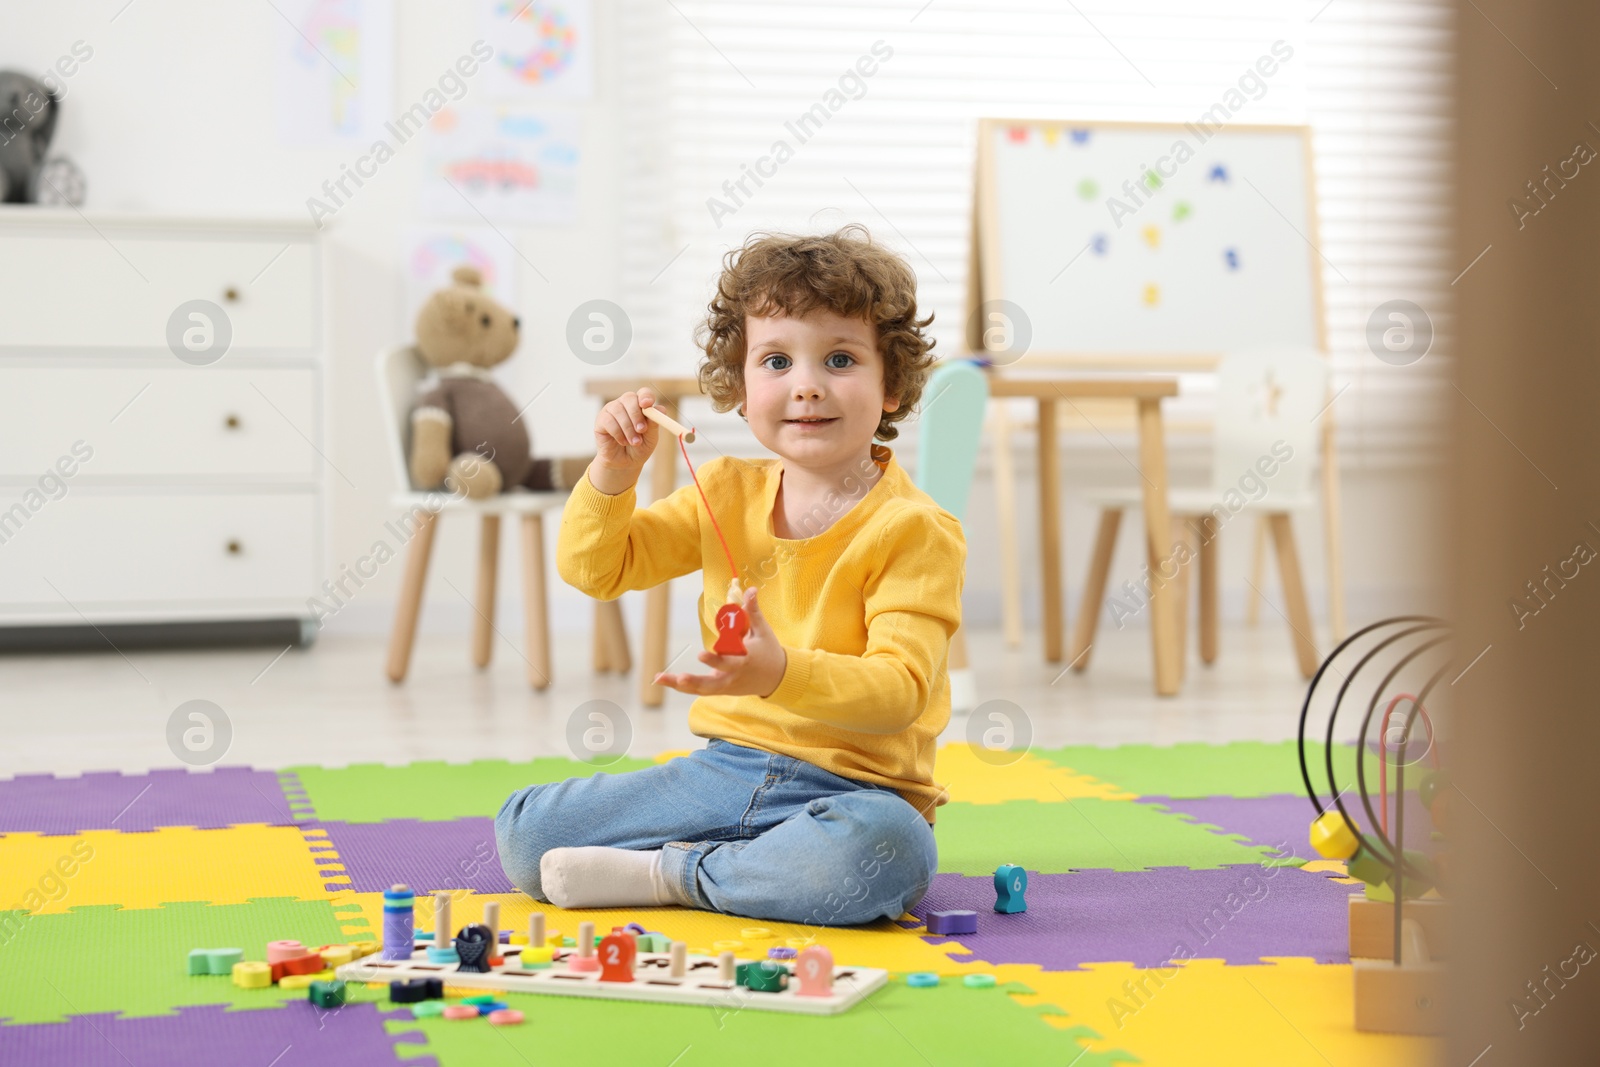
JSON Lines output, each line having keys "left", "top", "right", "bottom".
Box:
{"left": 224, "top": 414, "right": 241, "bottom": 430}
{"left": 223, "top": 287, "right": 240, "bottom": 303}
{"left": 226, "top": 540, "right": 242, "bottom": 555}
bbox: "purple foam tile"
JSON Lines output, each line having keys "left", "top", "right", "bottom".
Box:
{"left": 0, "top": 1003, "right": 436, "bottom": 1067}
{"left": 1137, "top": 793, "right": 1436, "bottom": 854}
{"left": 313, "top": 818, "right": 513, "bottom": 894}
{"left": 912, "top": 866, "right": 1356, "bottom": 970}
{"left": 0, "top": 767, "right": 296, "bottom": 835}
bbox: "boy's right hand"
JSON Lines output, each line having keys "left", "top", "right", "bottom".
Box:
{"left": 590, "top": 388, "right": 661, "bottom": 489}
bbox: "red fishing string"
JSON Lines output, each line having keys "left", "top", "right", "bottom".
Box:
{"left": 677, "top": 431, "right": 739, "bottom": 583}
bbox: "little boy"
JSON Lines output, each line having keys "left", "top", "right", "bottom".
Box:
{"left": 494, "top": 226, "right": 965, "bottom": 927}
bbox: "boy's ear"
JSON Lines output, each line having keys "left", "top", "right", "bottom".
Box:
{"left": 883, "top": 395, "right": 901, "bottom": 413}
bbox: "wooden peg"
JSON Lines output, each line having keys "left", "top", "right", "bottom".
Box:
{"left": 528, "top": 912, "right": 545, "bottom": 949}
{"left": 670, "top": 941, "right": 687, "bottom": 979}
{"left": 577, "top": 921, "right": 595, "bottom": 957}
{"left": 432, "top": 891, "right": 452, "bottom": 946}
{"left": 718, "top": 949, "right": 736, "bottom": 982}
{"left": 481, "top": 900, "right": 500, "bottom": 940}
{"left": 641, "top": 405, "right": 695, "bottom": 443}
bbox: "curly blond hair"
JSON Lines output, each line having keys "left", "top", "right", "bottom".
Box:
{"left": 695, "top": 225, "right": 936, "bottom": 442}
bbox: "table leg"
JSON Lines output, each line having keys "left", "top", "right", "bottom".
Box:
{"left": 1136, "top": 398, "right": 1182, "bottom": 695}
{"left": 640, "top": 419, "right": 680, "bottom": 708}
{"left": 1036, "top": 398, "right": 1064, "bottom": 662}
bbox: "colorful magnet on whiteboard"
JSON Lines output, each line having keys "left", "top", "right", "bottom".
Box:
{"left": 1209, "top": 163, "right": 1229, "bottom": 183}
{"left": 1042, "top": 126, "right": 1060, "bottom": 146}
{"left": 1070, "top": 128, "right": 1090, "bottom": 144}
{"left": 714, "top": 603, "right": 749, "bottom": 655}
{"left": 1142, "top": 283, "right": 1160, "bottom": 307}
{"left": 1078, "top": 178, "right": 1099, "bottom": 201}
{"left": 1143, "top": 170, "right": 1162, "bottom": 191}
{"left": 1224, "top": 248, "right": 1240, "bottom": 270}
{"left": 1173, "top": 200, "right": 1192, "bottom": 221}
{"left": 1006, "top": 125, "right": 1028, "bottom": 143}
{"left": 1142, "top": 225, "right": 1161, "bottom": 249}
{"left": 1090, "top": 233, "right": 1108, "bottom": 255}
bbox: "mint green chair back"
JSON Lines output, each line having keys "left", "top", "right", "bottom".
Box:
{"left": 913, "top": 360, "right": 990, "bottom": 520}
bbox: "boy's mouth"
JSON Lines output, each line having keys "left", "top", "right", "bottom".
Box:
{"left": 784, "top": 417, "right": 837, "bottom": 427}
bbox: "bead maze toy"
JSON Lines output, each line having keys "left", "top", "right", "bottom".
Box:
{"left": 1295, "top": 615, "right": 1452, "bottom": 1036}
{"left": 641, "top": 403, "right": 750, "bottom": 655}
{"left": 337, "top": 907, "right": 889, "bottom": 1016}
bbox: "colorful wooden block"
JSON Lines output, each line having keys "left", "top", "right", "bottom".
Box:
{"left": 994, "top": 864, "right": 1028, "bottom": 913}
{"left": 279, "top": 974, "right": 316, "bottom": 990}
{"left": 442, "top": 1005, "right": 479, "bottom": 1020}
{"left": 317, "top": 944, "right": 356, "bottom": 968}
{"left": 963, "top": 974, "right": 997, "bottom": 989}
{"left": 906, "top": 972, "right": 939, "bottom": 988}
{"left": 187, "top": 947, "right": 243, "bottom": 975}
{"left": 309, "top": 980, "right": 347, "bottom": 1008}
{"left": 266, "top": 940, "right": 307, "bottom": 964}
{"left": 390, "top": 978, "right": 444, "bottom": 1003}
{"left": 231, "top": 961, "right": 271, "bottom": 989}
{"left": 412, "top": 1001, "right": 447, "bottom": 1018}
{"left": 1310, "top": 809, "right": 1361, "bottom": 860}
{"left": 488, "top": 1009, "right": 525, "bottom": 1025}
{"left": 473, "top": 1000, "right": 509, "bottom": 1016}
{"left": 926, "top": 910, "right": 978, "bottom": 936}
{"left": 280, "top": 953, "right": 326, "bottom": 977}
{"left": 745, "top": 961, "right": 788, "bottom": 992}
{"left": 521, "top": 946, "right": 554, "bottom": 969}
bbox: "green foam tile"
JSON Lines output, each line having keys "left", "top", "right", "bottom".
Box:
{"left": 385, "top": 972, "right": 1136, "bottom": 1066}
{"left": 1030, "top": 741, "right": 1361, "bottom": 799}
{"left": 0, "top": 898, "right": 357, "bottom": 1025}
{"left": 280, "top": 757, "right": 657, "bottom": 824}
{"left": 933, "top": 798, "right": 1296, "bottom": 876}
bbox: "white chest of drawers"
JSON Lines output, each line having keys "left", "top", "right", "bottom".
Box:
{"left": 0, "top": 211, "right": 325, "bottom": 642}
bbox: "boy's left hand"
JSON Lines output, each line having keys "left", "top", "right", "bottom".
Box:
{"left": 654, "top": 585, "right": 788, "bottom": 698}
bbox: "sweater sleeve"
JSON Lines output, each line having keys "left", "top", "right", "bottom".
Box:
{"left": 556, "top": 464, "right": 704, "bottom": 600}
{"left": 764, "top": 507, "right": 965, "bottom": 734}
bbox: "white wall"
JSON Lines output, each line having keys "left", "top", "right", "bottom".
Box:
{"left": 2, "top": 1, "right": 1442, "bottom": 654}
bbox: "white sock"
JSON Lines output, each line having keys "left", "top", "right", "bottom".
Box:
{"left": 540, "top": 846, "right": 675, "bottom": 909}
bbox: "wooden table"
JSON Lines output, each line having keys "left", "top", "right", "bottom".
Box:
{"left": 585, "top": 371, "right": 1183, "bottom": 703}
{"left": 984, "top": 371, "right": 1183, "bottom": 695}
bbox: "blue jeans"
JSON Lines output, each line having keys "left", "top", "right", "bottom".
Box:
{"left": 494, "top": 738, "right": 938, "bottom": 926}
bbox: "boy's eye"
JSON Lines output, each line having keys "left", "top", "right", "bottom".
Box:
{"left": 826, "top": 352, "right": 854, "bottom": 369}
{"left": 762, "top": 354, "right": 791, "bottom": 370}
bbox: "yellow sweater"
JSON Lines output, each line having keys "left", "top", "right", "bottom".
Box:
{"left": 556, "top": 443, "right": 965, "bottom": 823}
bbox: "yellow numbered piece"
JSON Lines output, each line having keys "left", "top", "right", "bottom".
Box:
{"left": 1309, "top": 809, "right": 1361, "bottom": 860}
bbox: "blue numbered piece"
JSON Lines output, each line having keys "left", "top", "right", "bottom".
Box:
{"left": 994, "top": 864, "right": 1028, "bottom": 914}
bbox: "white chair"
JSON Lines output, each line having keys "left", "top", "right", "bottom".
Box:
{"left": 376, "top": 346, "right": 630, "bottom": 686}
{"left": 1070, "top": 349, "right": 1328, "bottom": 679}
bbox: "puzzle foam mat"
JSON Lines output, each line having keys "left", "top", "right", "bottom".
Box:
{"left": 0, "top": 741, "right": 1435, "bottom": 1065}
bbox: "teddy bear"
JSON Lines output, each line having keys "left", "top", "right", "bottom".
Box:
{"left": 408, "top": 265, "right": 590, "bottom": 498}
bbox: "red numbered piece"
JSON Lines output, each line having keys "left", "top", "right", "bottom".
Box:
{"left": 713, "top": 602, "right": 750, "bottom": 655}
{"left": 597, "top": 932, "right": 636, "bottom": 983}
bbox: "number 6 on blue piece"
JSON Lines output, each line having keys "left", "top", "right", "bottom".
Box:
{"left": 994, "top": 864, "right": 1028, "bottom": 914}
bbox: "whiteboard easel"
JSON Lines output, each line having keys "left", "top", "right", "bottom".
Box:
{"left": 967, "top": 117, "right": 1345, "bottom": 642}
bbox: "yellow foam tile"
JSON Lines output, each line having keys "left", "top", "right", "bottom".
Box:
{"left": 1301, "top": 859, "right": 1361, "bottom": 885}
{"left": 653, "top": 749, "right": 694, "bottom": 764}
{"left": 0, "top": 825, "right": 330, "bottom": 913}
{"left": 933, "top": 743, "right": 1136, "bottom": 805}
{"left": 334, "top": 890, "right": 994, "bottom": 977}
{"left": 990, "top": 958, "right": 1437, "bottom": 1066}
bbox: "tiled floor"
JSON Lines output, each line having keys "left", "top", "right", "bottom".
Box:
{"left": 2, "top": 622, "right": 1326, "bottom": 776}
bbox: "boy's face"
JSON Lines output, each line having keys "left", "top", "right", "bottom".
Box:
{"left": 742, "top": 308, "right": 899, "bottom": 470}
